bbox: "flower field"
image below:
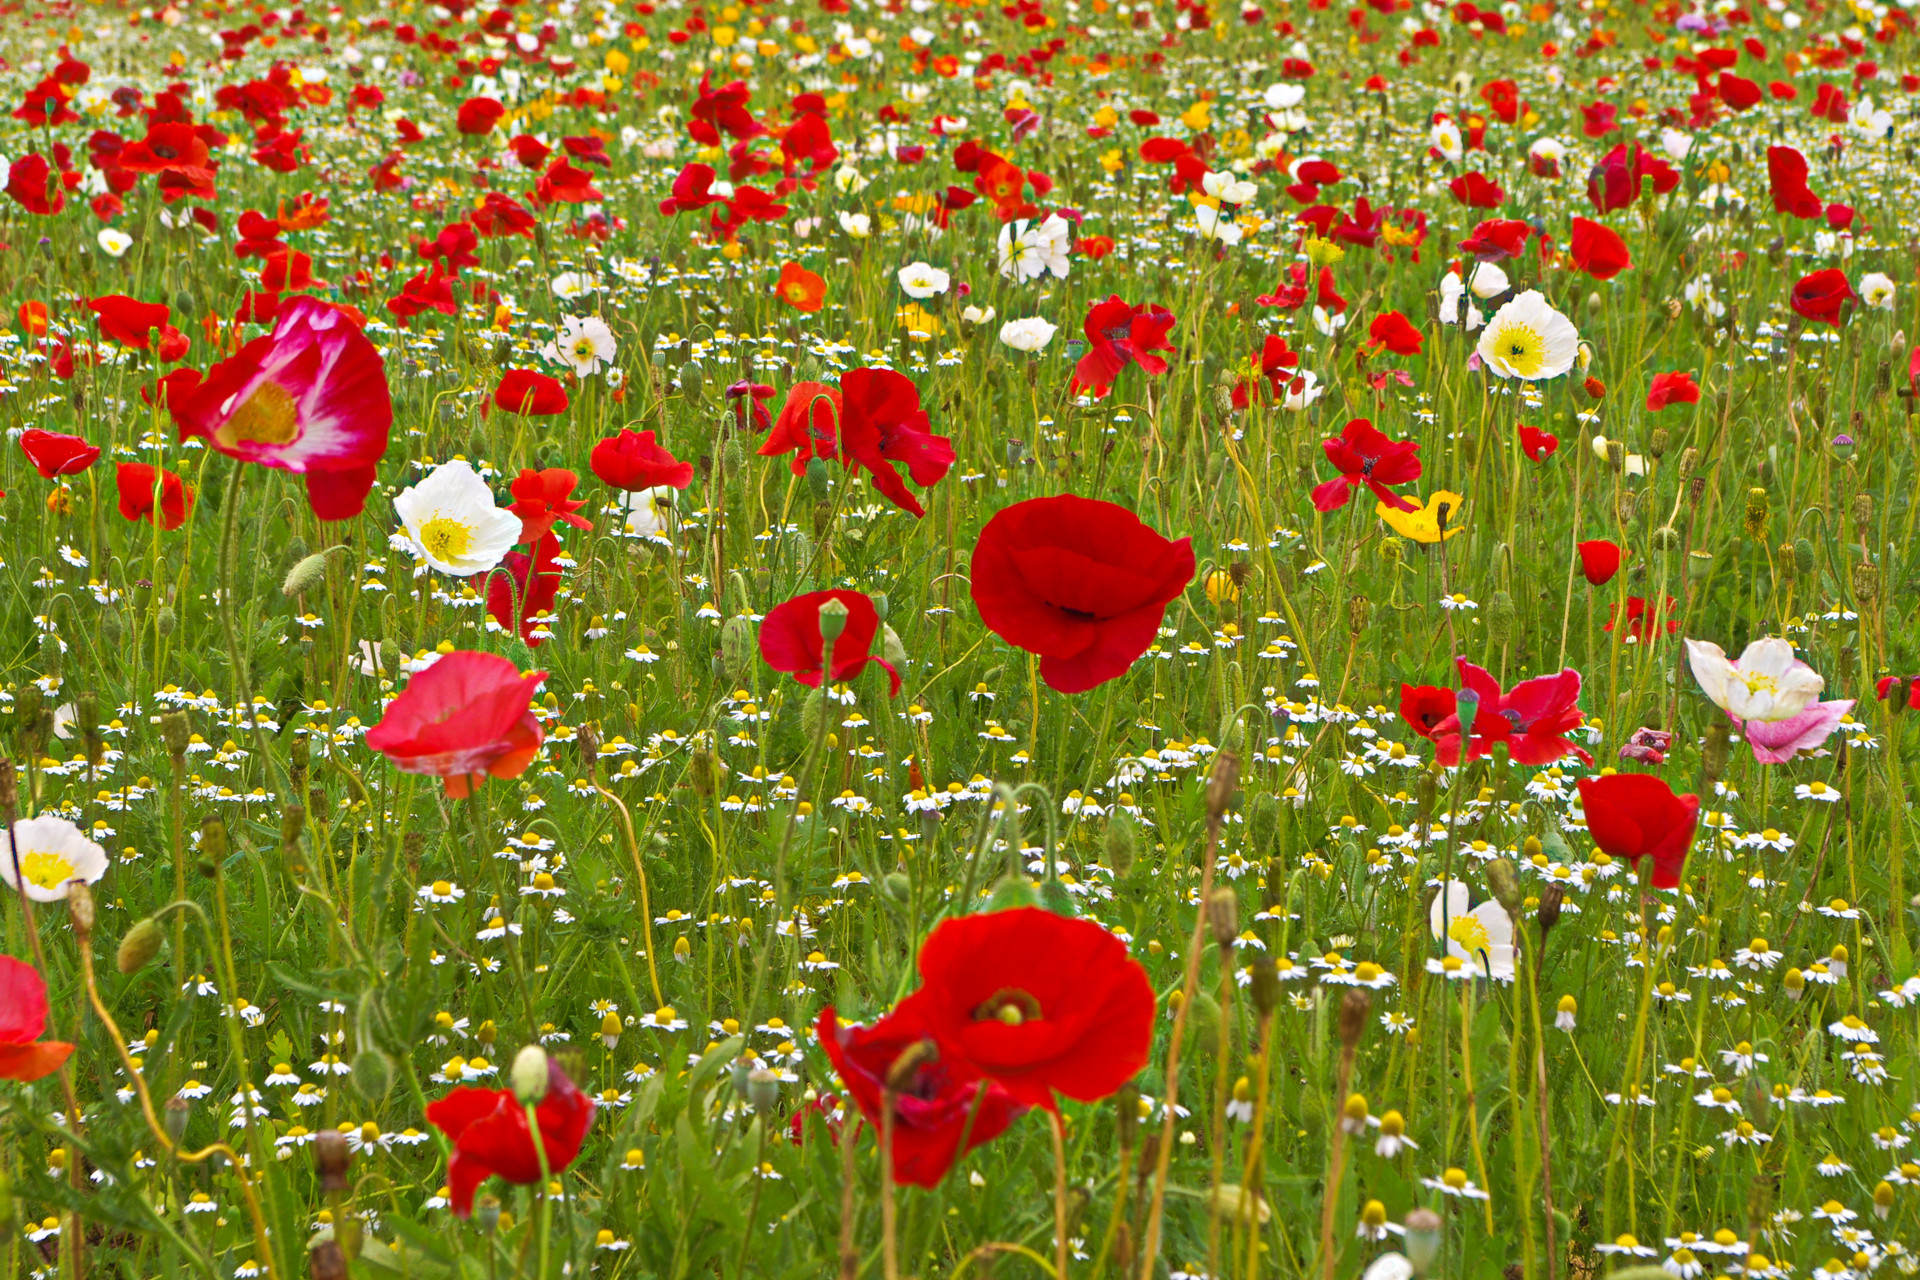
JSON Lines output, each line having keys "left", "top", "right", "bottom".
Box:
{"left": 0, "top": 0, "right": 1917, "bottom": 1277}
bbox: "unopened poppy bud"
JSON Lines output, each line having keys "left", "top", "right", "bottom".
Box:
{"left": 1792, "top": 537, "right": 1816, "bottom": 577}
{"left": 118, "top": 917, "right": 164, "bottom": 974}
{"left": 511, "top": 1044, "right": 550, "bottom": 1105}
{"left": 163, "top": 1094, "right": 191, "bottom": 1144}
{"left": 314, "top": 1128, "right": 351, "bottom": 1193}
{"left": 155, "top": 605, "right": 177, "bottom": 637}
{"left": 1206, "top": 888, "right": 1239, "bottom": 950}
{"left": 1651, "top": 524, "right": 1681, "bottom": 553}
{"left": 1207, "top": 1184, "right": 1270, "bottom": 1224}
{"left": 1205, "top": 750, "right": 1240, "bottom": 826}
{"left": 816, "top": 597, "right": 849, "bottom": 643}
{"left": 1105, "top": 812, "right": 1137, "bottom": 877}
{"left": 1538, "top": 882, "right": 1565, "bottom": 935}
{"left": 689, "top": 748, "right": 721, "bottom": 799}
{"left": 748, "top": 1068, "right": 781, "bottom": 1112}
{"left": 720, "top": 616, "right": 755, "bottom": 682}
{"left": 1248, "top": 955, "right": 1281, "bottom": 1017}
{"left": 67, "top": 881, "right": 95, "bottom": 938}
{"left": 1484, "top": 857, "right": 1523, "bottom": 917}
{"left": 804, "top": 456, "right": 832, "bottom": 502}
{"left": 1404, "top": 1208, "right": 1443, "bottom": 1274}
{"left": 679, "top": 360, "right": 705, "bottom": 400}
{"left": 281, "top": 803, "right": 306, "bottom": 850}
{"left": 1485, "top": 591, "right": 1515, "bottom": 645}
{"left": 1337, "top": 988, "right": 1371, "bottom": 1050}
{"left": 351, "top": 1049, "right": 393, "bottom": 1102}
{"left": 282, "top": 550, "right": 334, "bottom": 598}
{"left": 199, "top": 816, "right": 229, "bottom": 866}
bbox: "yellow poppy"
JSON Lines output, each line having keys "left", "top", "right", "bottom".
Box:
{"left": 1377, "top": 491, "right": 1467, "bottom": 543}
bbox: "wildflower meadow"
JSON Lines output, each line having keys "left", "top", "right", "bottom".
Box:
{"left": 0, "top": 0, "right": 1917, "bottom": 1278}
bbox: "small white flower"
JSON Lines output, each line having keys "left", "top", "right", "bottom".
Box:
{"left": 1859, "top": 272, "right": 1897, "bottom": 311}
{"left": 896, "top": 262, "right": 951, "bottom": 299}
{"left": 837, "top": 210, "right": 872, "bottom": 238}
{"left": 3, "top": 815, "right": 110, "bottom": 902}
{"left": 543, "top": 315, "right": 617, "bottom": 375}
{"left": 97, "top": 228, "right": 134, "bottom": 258}
{"left": 998, "top": 316, "right": 1058, "bottom": 352}
{"left": 393, "top": 460, "right": 523, "bottom": 577}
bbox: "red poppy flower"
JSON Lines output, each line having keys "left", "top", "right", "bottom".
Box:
{"left": 1765, "top": 145, "right": 1824, "bottom": 219}
{"left": 759, "top": 383, "right": 841, "bottom": 474}
{"left": 1568, "top": 216, "right": 1632, "bottom": 281}
{"left": 1605, "top": 595, "right": 1681, "bottom": 640}
{"left": 590, "top": 429, "right": 695, "bottom": 491}
{"left": 1231, "top": 334, "right": 1301, "bottom": 409}
{"left": 5, "top": 153, "right": 64, "bottom": 216}
{"left": 774, "top": 261, "right": 827, "bottom": 312}
{"left": 1309, "top": 418, "right": 1422, "bottom": 513}
{"left": 1398, "top": 683, "right": 1455, "bottom": 739}
{"left": 1518, "top": 424, "right": 1559, "bottom": 461}
{"left": 508, "top": 469, "right": 592, "bottom": 544}
{"left": 1790, "top": 268, "right": 1854, "bottom": 327}
{"left": 0, "top": 957, "right": 74, "bottom": 1083}
{"left": 970, "top": 494, "right": 1195, "bottom": 694}
{"left": 1430, "top": 658, "right": 1592, "bottom": 767}
{"left": 815, "top": 1003, "right": 1026, "bottom": 1187}
{"left": 1585, "top": 143, "right": 1678, "bottom": 213}
{"left": 493, "top": 368, "right": 570, "bottom": 416}
{"left": 364, "top": 650, "right": 545, "bottom": 798}
{"left": 837, "top": 368, "right": 953, "bottom": 519}
{"left": 1646, "top": 371, "right": 1701, "bottom": 411}
{"left": 905, "top": 906, "right": 1155, "bottom": 1110}
{"left": 1077, "top": 234, "right": 1115, "bottom": 259}
{"left": 386, "top": 267, "right": 457, "bottom": 326}
{"left": 1070, "top": 296, "right": 1177, "bottom": 400}
{"left": 759, "top": 589, "right": 900, "bottom": 694}
{"left": 1575, "top": 773, "right": 1700, "bottom": 889}
{"left": 1363, "top": 311, "right": 1424, "bottom": 358}
{"left": 456, "top": 96, "right": 506, "bottom": 136}
{"left": 20, "top": 429, "right": 100, "bottom": 479}
{"left": 1577, "top": 539, "right": 1622, "bottom": 585}
{"left": 116, "top": 463, "right": 194, "bottom": 530}
{"left": 1718, "top": 72, "right": 1762, "bottom": 111}
{"left": 1447, "top": 171, "right": 1505, "bottom": 208}
{"left": 90, "top": 295, "right": 171, "bottom": 349}
{"left": 486, "top": 534, "right": 564, "bottom": 648}
{"left": 688, "top": 73, "right": 764, "bottom": 145}
{"left": 1458, "top": 218, "right": 1529, "bottom": 261}
{"left": 426, "top": 1057, "right": 595, "bottom": 1217}
{"left": 170, "top": 295, "right": 392, "bottom": 520}
{"left": 1811, "top": 82, "right": 1850, "bottom": 123}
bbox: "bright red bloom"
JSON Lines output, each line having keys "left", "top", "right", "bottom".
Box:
{"left": 5, "top": 153, "right": 64, "bottom": 215}
{"left": 815, "top": 1003, "right": 1026, "bottom": 1188}
{"left": 1568, "top": 216, "right": 1631, "bottom": 281}
{"left": 364, "top": 651, "right": 545, "bottom": 798}
{"left": 90, "top": 295, "right": 170, "bottom": 349}
{"left": 1790, "top": 269, "right": 1855, "bottom": 327}
{"left": 1310, "top": 418, "right": 1422, "bottom": 513}
{"left": 1577, "top": 539, "right": 1621, "bottom": 585}
{"left": 688, "top": 74, "right": 764, "bottom": 145}
{"left": 659, "top": 162, "right": 722, "bottom": 215}
{"left": 906, "top": 907, "right": 1155, "bottom": 1111}
{"left": 1070, "top": 296, "right": 1177, "bottom": 400}
{"left": 385, "top": 267, "right": 457, "bottom": 325}
{"left": 759, "top": 383, "right": 841, "bottom": 474}
{"left": 1231, "top": 334, "right": 1302, "bottom": 409}
{"left": 1576, "top": 773, "right": 1700, "bottom": 889}
{"left": 1765, "top": 145, "right": 1824, "bottom": 219}
{"left": 1447, "top": 171, "right": 1505, "bottom": 208}
{"left": 760, "top": 589, "right": 900, "bottom": 694}
{"left": 1811, "top": 82, "right": 1850, "bottom": 123}
{"left": 1364, "top": 311, "right": 1424, "bottom": 358}
{"left": 837, "top": 368, "right": 953, "bottom": 519}
{"left": 486, "top": 534, "right": 563, "bottom": 648}
{"left": 1605, "top": 595, "right": 1681, "bottom": 640}
{"left": 1646, "top": 371, "right": 1701, "bottom": 411}
{"left": 508, "top": 469, "right": 592, "bottom": 544}
{"left": 493, "top": 368, "right": 570, "bottom": 416}
{"left": 1518, "top": 424, "right": 1559, "bottom": 461}
{"left": 456, "top": 96, "right": 506, "bottom": 136}
{"left": 1398, "top": 683, "right": 1455, "bottom": 739}
{"left": 116, "top": 462, "right": 194, "bottom": 530}
{"left": 20, "top": 429, "right": 100, "bottom": 479}
{"left": 1431, "top": 658, "right": 1592, "bottom": 767}
{"left": 426, "top": 1058, "right": 595, "bottom": 1217}
{"left": 0, "top": 957, "right": 74, "bottom": 1083}
{"left": 1586, "top": 143, "right": 1678, "bottom": 213}
{"left": 1459, "top": 218, "right": 1529, "bottom": 261}
{"left": 970, "top": 494, "right": 1195, "bottom": 694}
{"left": 171, "top": 295, "right": 392, "bottom": 520}
{"left": 591, "top": 429, "right": 695, "bottom": 491}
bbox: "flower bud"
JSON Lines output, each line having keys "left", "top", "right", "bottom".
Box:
{"left": 1248, "top": 955, "right": 1281, "bottom": 1017}
{"left": 1538, "top": 882, "right": 1565, "bottom": 935}
{"left": 1486, "top": 591, "right": 1516, "bottom": 646}
{"left": 720, "top": 616, "right": 755, "bottom": 682}
{"left": 351, "top": 1049, "right": 394, "bottom": 1102}
{"left": 1484, "top": 857, "right": 1523, "bottom": 917}
{"left": 1205, "top": 751, "right": 1241, "bottom": 826}
{"left": 817, "top": 597, "right": 849, "bottom": 643}
{"left": 748, "top": 1067, "right": 781, "bottom": 1112}
{"left": 1404, "top": 1208, "right": 1443, "bottom": 1274}
{"left": 1105, "top": 812, "right": 1137, "bottom": 877}
{"left": 117, "top": 917, "right": 165, "bottom": 974}
{"left": 165, "top": 1095, "right": 192, "bottom": 1143}
{"left": 679, "top": 360, "right": 705, "bottom": 400}
{"left": 314, "top": 1128, "right": 351, "bottom": 1193}
{"left": 282, "top": 550, "right": 334, "bottom": 598}
{"left": 1337, "top": 988, "right": 1371, "bottom": 1050}
{"left": 689, "top": 748, "right": 721, "bottom": 799}
{"left": 156, "top": 605, "right": 177, "bottom": 637}
{"left": 805, "top": 457, "right": 832, "bottom": 503}
{"left": 1206, "top": 888, "right": 1239, "bottom": 950}
{"left": 68, "top": 881, "right": 95, "bottom": 938}
{"left": 511, "top": 1044, "right": 551, "bottom": 1105}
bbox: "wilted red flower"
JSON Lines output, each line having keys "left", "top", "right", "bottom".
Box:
{"left": 0, "top": 957, "right": 75, "bottom": 1083}
{"left": 970, "top": 494, "right": 1194, "bottom": 694}
{"left": 1430, "top": 658, "right": 1591, "bottom": 767}
{"left": 759, "top": 383, "right": 841, "bottom": 474}
{"left": 116, "top": 462, "right": 194, "bottom": 530}
{"left": 170, "top": 295, "right": 392, "bottom": 520}
{"left": 1646, "top": 371, "right": 1701, "bottom": 411}
{"left": 364, "top": 650, "right": 545, "bottom": 798}
{"left": 456, "top": 96, "right": 506, "bottom": 135}
{"left": 1576, "top": 773, "right": 1700, "bottom": 889}
{"left": 493, "top": 368, "right": 570, "bottom": 417}
{"left": 1790, "top": 268, "right": 1855, "bottom": 327}
{"left": 760, "top": 589, "right": 900, "bottom": 694}
{"left": 905, "top": 907, "right": 1155, "bottom": 1110}
{"left": 1568, "top": 216, "right": 1631, "bottom": 281}
{"left": 20, "top": 429, "right": 100, "bottom": 478}
{"left": 815, "top": 1003, "right": 1026, "bottom": 1188}
{"left": 591, "top": 429, "right": 695, "bottom": 491}
{"left": 90, "top": 295, "right": 170, "bottom": 349}
{"left": 1070, "top": 296, "right": 1177, "bottom": 400}
{"left": 426, "top": 1057, "right": 595, "bottom": 1216}
{"left": 1765, "top": 145, "right": 1824, "bottom": 219}
{"left": 508, "top": 469, "right": 592, "bottom": 544}
{"left": 1577, "top": 539, "right": 1622, "bottom": 585}
{"left": 1310, "top": 418, "right": 1422, "bottom": 513}
{"left": 1518, "top": 424, "right": 1559, "bottom": 461}
{"left": 837, "top": 368, "right": 953, "bottom": 519}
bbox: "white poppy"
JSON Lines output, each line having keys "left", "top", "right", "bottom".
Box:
{"left": 1194, "top": 204, "right": 1243, "bottom": 246}
{"left": 1528, "top": 136, "right": 1567, "bottom": 167}
{"left": 1466, "top": 261, "right": 1509, "bottom": 299}
{"left": 1201, "top": 169, "right": 1256, "bottom": 205}
{"left": 97, "top": 228, "right": 134, "bottom": 258}
{"left": 1686, "top": 637, "right": 1825, "bottom": 724}
{"left": 833, "top": 165, "right": 868, "bottom": 195}
{"left": 4, "top": 816, "right": 109, "bottom": 902}
{"left": 998, "top": 317, "right": 1057, "bottom": 352}
{"left": 1429, "top": 120, "right": 1463, "bottom": 164}
{"left": 997, "top": 214, "right": 1072, "bottom": 281}
{"left": 837, "top": 210, "right": 872, "bottom": 238}
{"left": 1476, "top": 290, "right": 1579, "bottom": 382}
{"left": 543, "top": 315, "right": 617, "bottom": 375}
{"left": 394, "top": 461, "right": 523, "bottom": 577}
{"left": 621, "top": 486, "right": 678, "bottom": 540}
{"left": 1427, "top": 880, "right": 1515, "bottom": 981}
{"left": 1281, "top": 369, "right": 1323, "bottom": 411}
{"left": 550, "top": 272, "right": 598, "bottom": 300}
{"left": 960, "top": 304, "right": 997, "bottom": 326}
{"left": 1859, "top": 272, "right": 1896, "bottom": 311}
{"left": 896, "top": 262, "right": 951, "bottom": 299}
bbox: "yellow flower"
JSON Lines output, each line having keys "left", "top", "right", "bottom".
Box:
{"left": 1205, "top": 570, "right": 1240, "bottom": 604}
{"left": 895, "top": 303, "right": 943, "bottom": 341}
{"left": 1180, "top": 100, "right": 1213, "bottom": 131}
{"left": 1377, "top": 491, "right": 1467, "bottom": 543}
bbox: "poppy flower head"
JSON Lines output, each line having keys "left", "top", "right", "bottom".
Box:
{"left": 760, "top": 589, "right": 900, "bottom": 694}
{"left": 591, "top": 428, "right": 695, "bottom": 491}
{"left": 20, "top": 429, "right": 101, "bottom": 479}
{"left": 493, "top": 368, "right": 571, "bottom": 417}
{"left": 759, "top": 382, "right": 842, "bottom": 475}
{"left": 1790, "top": 268, "right": 1855, "bottom": 328}
{"left": 1398, "top": 682, "right": 1454, "bottom": 739}
{"left": 1567, "top": 216, "right": 1632, "bottom": 281}
{"left": 1311, "top": 418, "right": 1422, "bottom": 513}
{"left": 1576, "top": 773, "right": 1700, "bottom": 889}
{"left": 89, "top": 294, "right": 171, "bottom": 349}
{"left": 0, "top": 956, "right": 75, "bottom": 1082}
{"left": 508, "top": 468, "right": 592, "bottom": 544}
{"left": 1070, "top": 296, "right": 1178, "bottom": 400}
{"left": 774, "top": 261, "right": 827, "bottom": 312}
{"left": 836, "top": 368, "right": 954, "bottom": 519}
{"left": 364, "top": 651, "right": 546, "bottom": 798}
{"left": 427, "top": 1058, "right": 595, "bottom": 1216}
{"left": 116, "top": 462, "right": 195, "bottom": 530}
{"left": 1577, "top": 539, "right": 1622, "bottom": 585}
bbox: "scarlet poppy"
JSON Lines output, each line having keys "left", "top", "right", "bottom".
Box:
{"left": 1447, "top": 171, "right": 1505, "bottom": 209}
{"left": 1646, "top": 371, "right": 1701, "bottom": 411}
{"left": 456, "top": 96, "right": 506, "bottom": 136}
{"left": 1575, "top": 773, "right": 1700, "bottom": 889}
{"left": 1518, "top": 424, "right": 1559, "bottom": 461}
{"left": 774, "top": 261, "right": 827, "bottom": 313}
{"left": 1718, "top": 72, "right": 1762, "bottom": 111}
{"left": 1310, "top": 418, "right": 1422, "bottom": 513}
{"left": 758, "top": 383, "right": 841, "bottom": 474}
{"left": 837, "top": 368, "right": 953, "bottom": 519}
{"left": 364, "top": 650, "right": 545, "bottom": 798}
{"left": 970, "top": 494, "right": 1195, "bottom": 694}
{"left": 660, "top": 162, "right": 721, "bottom": 215}
{"left": 590, "top": 429, "right": 695, "bottom": 491}
{"left": 20, "top": 429, "right": 100, "bottom": 479}
{"left": 1811, "top": 82, "right": 1850, "bottom": 123}
{"left": 1790, "top": 268, "right": 1855, "bottom": 327}
{"left": 1605, "top": 595, "right": 1681, "bottom": 640}
{"left": 89, "top": 295, "right": 171, "bottom": 349}
{"left": 815, "top": 1004, "right": 1026, "bottom": 1187}
{"left": 1458, "top": 218, "right": 1529, "bottom": 261}
{"left": 1765, "top": 145, "right": 1824, "bottom": 219}
{"left": 1585, "top": 143, "right": 1678, "bottom": 213}
{"left": 493, "top": 368, "right": 571, "bottom": 416}
{"left": 905, "top": 906, "right": 1155, "bottom": 1110}
{"left": 1398, "top": 683, "right": 1455, "bottom": 739}
{"left": 507, "top": 469, "right": 592, "bottom": 544}
{"left": 1568, "top": 216, "right": 1632, "bottom": 281}
{"left": 426, "top": 1057, "right": 595, "bottom": 1216}
{"left": 1363, "top": 311, "right": 1424, "bottom": 358}
{"left": 5, "top": 152, "right": 63, "bottom": 215}
{"left": 1429, "top": 658, "right": 1592, "bottom": 767}
{"left": 115, "top": 462, "right": 194, "bottom": 530}
{"left": 759, "top": 589, "right": 900, "bottom": 694}
{"left": 1576, "top": 539, "right": 1622, "bottom": 585}
{"left": 486, "top": 535, "right": 564, "bottom": 648}
{"left": 1070, "top": 296, "right": 1177, "bottom": 400}
{"left": 0, "top": 956, "right": 74, "bottom": 1083}
{"left": 170, "top": 295, "right": 393, "bottom": 520}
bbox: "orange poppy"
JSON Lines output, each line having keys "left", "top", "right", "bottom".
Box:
{"left": 17, "top": 300, "right": 48, "bottom": 337}
{"left": 775, "top": 261, "right": 826, "bottom": 313}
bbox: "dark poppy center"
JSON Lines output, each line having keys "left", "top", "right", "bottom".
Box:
{"left": 974, "top": 988, "right": 1043, "bottom": 1026}
{"left": 1103, "top": 324, "right": 1131, "bottom": 342}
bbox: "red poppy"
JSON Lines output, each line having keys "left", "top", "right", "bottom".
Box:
{"left": 659, "top": 162, "right": 721, "bottom": 215}
{"left": 1077, "top": 234, "right": 1115, "bottom": 259}
{"left": 1605, "top": 595, "right": 1681, "bottom": 640}
{"left": 493, "top": 368, "right": 570, "bottom": 416}
{"left": 456, "top": 96, "right": 506, "bottom": 136}
{"left": 5, "top": 152, "right": 64, "bottom": 216}
{"left": 0, "top": 957, "right": 74, "bottom": 1083}
{"left": 1585, "top": 143, "right": 1678, "bottom": 213}
{"left": 1765, "top": 145, "right": 1824, "bottom": 219}
{"left": 1518, "top": 424, "right": 1559, "bottom": 461}
{"left": 1430, "top": 657, "right": 1592, "bottom": 767}
{"left": 364, "top": 650, "right": 545, "bottom": 798}
{"left": 688, "top": 73, "right": 764, "bottom": 145}
{"left": 386, "top": 268, "right": 458, "bottom": 326}
{"left": 90, "top": 295, "right": 171, "bottom": 349}
{"left": 508, "top": 469, "right": 592, "bottom": 544}
{"left": 1309, "top": 418, "right": 1422, "bottom": 513}
{"left": 1447, "top": 171, "right": 1505, "bottom": 208}
{"left": 1646, "top": 371, "right": 1701, "bottom": 411}
{"left": 486, "top": 534, "right": 564, "bottom": 648}
{"left": 590, "top": 429, "right": 695, "bottom": 491}
{"left": 1363, "top": 311, "right": 1424, "bottom": 358}
{"left": 815, "top": 1004, "right": 1026, "bottom": 1188}
{"left": 905, "top": 907, "right": 1155, "bottom": 1110}
{"left": 1790, "top": 268, "right": 1854, "bottom": 327}
{"left": 1575, "top": 773, "right": 1700, "bottom": 889}
{"left": 837, "top": 368, "right": 953, "bottom": 519}
{"left": 20, "top": 429, "right": 100, "bottom": 478}
{"left": 426, "top": 1057, "right": 595, "bottom": 1217}
{"left": 1458, "top": 218, "right": 1529, "bottom": 261}
{"left": 759, "top": 589, "right": 900, "bottom": 694}
{"left": 970, "top": 494, "right": 1195, "bottom": 694}
{"left": 1398, "top": 683, "right": 1455, "bottom": 739}
{"left": 1568, "top": 216, "right": 1631, "bottom": 281}
{"left": 1070, "top": 296, "right": 1177, "bottom": 400}
{"left": 774, "top": 261, "right": 827, "bottom": 312}
{"left": 1577, "top": 539, "right": 1622, "bottom": 585}
{"left": 115, "top": 462, "right": 194, "bottom": 530}
{"left": 759, "top": 383, "right": 841, "bottom": 474}
{"left": 1717, "top": 72, "right": 1762, "bottom": 111}
{"left": 1811, "top": 82, "right": 1850, "bottom": 123}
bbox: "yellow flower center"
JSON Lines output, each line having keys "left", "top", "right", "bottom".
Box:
{"left": 218, "top": 380, "right": 302, "bottom": 447}
{"left": 1491, "top": 320, "right": 1545, "bottom": 377}
{"left": 20, "top": 849, "right": 79, "bottom": 891}
{"left": 419, "top": 517, "right": 474, "bottom": 563}
{"left": 1448, "top": 914, "right": 1493, "bottom": 955}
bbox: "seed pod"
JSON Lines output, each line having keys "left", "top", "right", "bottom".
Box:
{"left": 1677, "top": 446, "right": 1700, "bottom": 479}
{"left": 1206, "top": 888, "right": 1239, "bottom": 950}
{"left": 200, "top": 816, "right": 229, "bottom": 864}
{"left": 1853, "top": 492, "right": 1875, "bottom": 530}
{"left": 1337, "top": 988, "right": 1371, "bottom": 1049}
{"left": 1701, "top": 718, "right": 1731, "bottom": 788}
{"left": 314, "top": 1129, "right": 351, "bottom": 1193}
{"left": 1538, "top": 882, "right": 1565, "bottom": 935}
{"left": 117, "top": 918, "right": 165, "bottom": 974}
{"left": 68, "top": 882, "right": 95, "bottom": 939}
{"left": 577, "top": 722, "right": 602, "bottom": 772}
{"left": 1793, "top": 538, "right": 1816, "bottom": 576}
{"left": 1347, "top": 593, "right": 1371, "bottom": 635}
{"left": 351, "top": 1049, "right": 394, "bottom": 1102}
{"left": 679, "top": 361, "right": 705, "bottom": 401}
{"left": 1485, "top": 857, "right": 1524, "bottom": 916}
{"left": 164, "top": 1096, "right": 191, "bottom": 1143}
{"left": 1405, "top": 1208, "right": 1444, "bottom": 1275}
{"left": 309, "top": 1239, "right": 348, "bottom": 1280}
{"left": 720, "top": 616, "right": 755, "bottom": 682}
{"left": 689, "top": 748, "right": 721, "bottom": 799}
{"left": 1776, "top": 542, "right": 1796, "bottom": 582}
{"left": 282, "top": 550, "right": 334, "bottom": 597}
{"left": 1743, "top": 488, "right": 1770, "bottom": 540}
{"left": 1853, "top": 560, "right": 1881, "bottom": 606}
{"left": 1688, "top": 549, "right": 1714, "bottom": 582}
{"left": 1104, "top": 812, "right": 1137, "bottom": 877}
{"left": 1486, "top": 591, "right": 1516, "bottom": 645}
{"left": 1205, "top": 751, "right": 1241, "bottom": 826}
{"left": 1648, "top": 427, "right": 1669, "bottom": 459}
{"left": 1248, "top": 955, "right": 1281, "bottom": 1017}
{"left": 748, "top": 1068, "right": 780, "bottom": 1112}
{"left": 1605, "top": 440, "right": 1625, "bottom": 472}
